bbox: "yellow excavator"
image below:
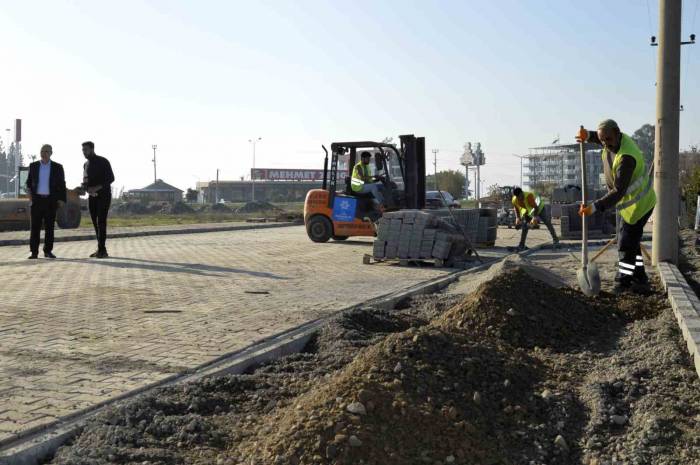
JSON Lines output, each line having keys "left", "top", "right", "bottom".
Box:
{"left": 0, "top": 166, "right": 82, "bottom": 231}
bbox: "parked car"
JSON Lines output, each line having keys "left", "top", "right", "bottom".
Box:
{"left": 425, "top": 191, "right": 460, "bottom": 209}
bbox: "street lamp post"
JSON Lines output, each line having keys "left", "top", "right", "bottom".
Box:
{"left": 248, "top": 137, "right": 261, "bottom": 202}
{"left": 151, "top": 145, "right": 158, "bottom": 183}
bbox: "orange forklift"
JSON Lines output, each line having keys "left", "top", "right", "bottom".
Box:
{"left": 304, "top": 134, "right": 426, "bottom": 242}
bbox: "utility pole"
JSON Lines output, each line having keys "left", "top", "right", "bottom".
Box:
{"left": 474, "top": 142, "right": 484, "bottom": 206}
{"left": 249, "top": 137, "right": 261, "bottom": 202}
{"left": 652, "top": 0, "right": 682, "bottom": 265}
{"left": 432, "top": 149, "right": 439, "bottom": 189}
{"left": 151, "top": 145, "right": 158, "bottom": 183}
{"left": 215, "top": 168, "right": 219, "bottom": 204}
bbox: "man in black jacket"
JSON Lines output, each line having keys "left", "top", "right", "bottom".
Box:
{"left": 26, "top": 144, "right": 67, "bottom": 259}
{"left": 80, "top": 141, "right": 115, "bottom": 258}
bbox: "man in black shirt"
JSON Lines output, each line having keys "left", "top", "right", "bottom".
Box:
{"left": 80, "top": 141, "right": 115, "bottom": 258}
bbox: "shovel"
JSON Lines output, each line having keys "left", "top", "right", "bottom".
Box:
{"left": 576, "top": 129, "right": 601, "bottom": 296}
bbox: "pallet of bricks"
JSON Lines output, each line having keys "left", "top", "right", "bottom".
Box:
{"left": 367, "top": 210, "right": 468, "bottom": 267}
{"left": 559, "top": 203, "right": 616, "bottom": 239}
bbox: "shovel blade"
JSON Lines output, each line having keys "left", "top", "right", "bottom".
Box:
{"left": 587, "top": 262, "right": 601, "bottom": 294}
{"left": 577, "top": 264, "right": 601, "bottom": 297}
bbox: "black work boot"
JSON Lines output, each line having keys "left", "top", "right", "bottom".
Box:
{"left": 613, "top": 273, "right": 633, "bottom": 294}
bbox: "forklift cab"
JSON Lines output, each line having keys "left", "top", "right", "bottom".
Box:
{"left": 335, "top": 146, "right": 403, "bottom": 213}
{"left": 303, "top": 135, "right": 425, "bottom": 243}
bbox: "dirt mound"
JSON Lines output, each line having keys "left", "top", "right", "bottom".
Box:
{"left": 237, "top": 328, "right": 547, "bottom": 465}
{"left": 439, "top": 268, "right": 615, "bottom": 351}
{"left": 112, "top": 201, "right": 152, "bottom": 215}
{"left": 159, "top": 201, "right": 194, "bottom": 214}
{"left": 235, "top": 201, "right": 283, "bottom": 214}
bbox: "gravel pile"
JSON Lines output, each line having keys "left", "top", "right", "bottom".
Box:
{"left": 47, "top": 267, "right": 700, "bottom": 465}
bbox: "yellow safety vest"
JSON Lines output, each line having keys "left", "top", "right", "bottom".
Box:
{"left": 351, "top": 162, "right": 371, "bottom": 193}
{"left": 602, "top": 133, "right": 656, "bottom": 224}
{"left": 512, "top": 191, "right": 543, "bottom": 217}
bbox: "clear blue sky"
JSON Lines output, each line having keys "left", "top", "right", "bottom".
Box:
{"left": 1, "top": 0, "right": 698, "bottom": 193}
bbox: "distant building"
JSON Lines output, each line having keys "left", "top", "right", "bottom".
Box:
{"left": 522, "top": 143, "right": 604, "bottom": 191}
{"left": 196, "top": 180, "right": 322, "bottom": 203}
{"left": 126, "top": 179, "right": 183, "bottom": 202}
{"left": 196, "top": 168, "right": 325, "bottom": 203}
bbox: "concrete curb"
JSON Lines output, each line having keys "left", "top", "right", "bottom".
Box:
{"left": 656, "top": 262, "right": 700, "bottom": 379}
{"left": 0, "top": 222, "right": 300, "bottom": 247}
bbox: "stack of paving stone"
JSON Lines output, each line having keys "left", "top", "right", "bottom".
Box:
{"left": 559, "top": 204, "right": 615, "bottom": 239}
{"left": 477, "top": 208, "right": 498, "bottom": 246}
{"left": 373, "top": 210, "right": 467, "bottom": 261}
{"left": 429, "top": 208, "right": 480, "bottom": 244}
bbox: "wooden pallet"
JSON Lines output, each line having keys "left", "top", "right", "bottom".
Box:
{"left": 362, "top": 254, "right": 448, "bottom": 268}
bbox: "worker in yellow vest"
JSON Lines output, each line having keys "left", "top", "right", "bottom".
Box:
{"left": 577, "top": 119, "right": 656, "bottom": 293}
{"left": 511, "top": 187, "right": 559, "bottom": 251}
{"left": 351, "top": 151, "right": 385, "bottom": 211}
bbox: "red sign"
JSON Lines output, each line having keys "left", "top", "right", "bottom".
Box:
{"left": 251, "top": 168, "right": 324, "bottom": 181}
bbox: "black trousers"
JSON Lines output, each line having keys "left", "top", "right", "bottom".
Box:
{"left": 617, "top": 208, "right": 653, "bottom": 282}
{"left": 519, "top": 206, "right": 558, "bottom": 247}
{"left": 89, "top": 194, "right": 111, "bottom": 252}
{"left": 30, "top": 196, "right": 57, "bottom": 254}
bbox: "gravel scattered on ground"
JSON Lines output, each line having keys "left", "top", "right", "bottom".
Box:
{"left": 47, "top": 263, "right": 700, "bottom": 465}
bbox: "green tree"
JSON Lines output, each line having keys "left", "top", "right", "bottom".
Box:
{"left": 486, "top": 183, "right": 501, "bottom": 198}
{"left": 631, "top": 123, "right": 654, "bottom": 167}
{"left": 425, "top": 169, "right": 466, "bottom": 199}
{"left": 185, "top": 188, "right": 198, "bottom": 202}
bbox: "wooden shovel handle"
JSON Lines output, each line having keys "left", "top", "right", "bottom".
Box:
{"left": 589, "top": 238, "right": 616, "bottom": 264}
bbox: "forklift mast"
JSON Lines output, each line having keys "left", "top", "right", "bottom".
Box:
{"left": 400, "top": 134, "right": 426, "bottom": 210}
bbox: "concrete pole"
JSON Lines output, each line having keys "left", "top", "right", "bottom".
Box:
{"left": 652, "top": 0, "right": 682, "bottom": 265}
{"left": 476, "top": 164, "right": 481, "bottom": 206}
{"left": 464, "top": 165, "right": 469, "bottom": 200}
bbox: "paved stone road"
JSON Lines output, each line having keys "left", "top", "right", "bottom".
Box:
{"left": 0, "top": 226, "right": 457, "bottom": 443}
{"left": 0, "top": 221, "right": 286, "bottom": 245}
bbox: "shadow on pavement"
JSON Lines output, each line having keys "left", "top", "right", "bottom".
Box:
{"left": 57, "top": 257, "right": 289, "bottom": 280}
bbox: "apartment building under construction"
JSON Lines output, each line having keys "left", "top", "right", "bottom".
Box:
{"left": 522, "top": 142, "right": 605, "bottom": 190}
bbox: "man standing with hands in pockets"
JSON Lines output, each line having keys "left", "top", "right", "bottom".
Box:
{"left": 79, "top": 141, "right": 115, "bottom": 258}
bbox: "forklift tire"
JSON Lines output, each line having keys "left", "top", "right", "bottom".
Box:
{"left": 307, "top": 215, "right": 332, "bottom": 243}
{"left": 332, "top": 235, "right": 348, "bottom": 241}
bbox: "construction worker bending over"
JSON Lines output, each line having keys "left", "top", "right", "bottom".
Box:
{"left": 351, "top": 151, "right": 385, "bottom": 211}
{"left": 577, "top": 119, "right": 656, "bottom": 293}
{"left": 512, "top": 187, "right": 559, "bottom": 251}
